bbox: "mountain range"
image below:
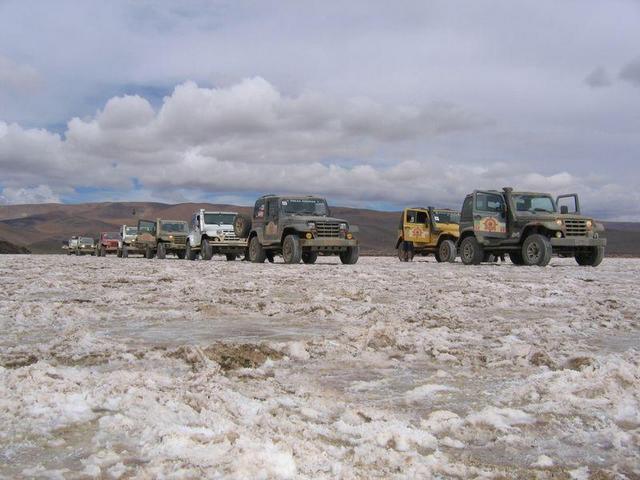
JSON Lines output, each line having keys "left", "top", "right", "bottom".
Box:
{"left": 0, "top": 202, "right": 638, "bottom": 256}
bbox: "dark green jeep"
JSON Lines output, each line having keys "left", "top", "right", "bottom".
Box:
{"left": 128, "top": 218, "right": 188, "bottom": 260}
{"left": 457, "top": 188, "right": 606, "bottom": 267}
{"left": 234, "top": 195, "right": 360, "bottom": 264}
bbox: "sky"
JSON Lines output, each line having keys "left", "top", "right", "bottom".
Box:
{"left": 0, "top": 0, "right": 639, "bottom": 219}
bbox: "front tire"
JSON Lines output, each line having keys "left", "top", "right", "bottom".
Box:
{"left": 436, "top": 239, "right": 456, "bottom": 263}
{"left": 176, "top": 250, "right": 185, "bottom": 260}
{"left": 145, "top": 245, "right": 154, "bottom": 259}
{"left": 522, "top": 234, "right": 552, "bottom": 266}
{"left": 156, "top": 242, "right": 166, "bottom": 259}
{"left": 397, "top": 241, "right": 414, "bottom": 262}
{"left": 460, "top": 236, "right": 484, "bottom": 265}
{"left": 282, "top": 234, "right": 302, "bottom": 264}
{"left": 302, "top": 251, "right": 318, "bottom": 264}
{"left": 340, "top": 246, "right": 359, "bottom": 265}
{"left": 201, "top": 239, "right": 212, "bottom": 260}
{"left": 122, "top": 245, "right": 129, "bottom": 258}
{"left": 185, "top": 243, "right": 196, "bottom": 260}
{"left": 100, "top": 245, "right": 106, "bottom": 257}
{"left": 249, "top": 236, "right": 266, "bottom": 263}
{"left": 575, "top": 246, "right": 604, "bottom": 267}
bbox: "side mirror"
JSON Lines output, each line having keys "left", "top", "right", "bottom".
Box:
{"left": 560, "top": 205, "right": 568, "bottom": 214}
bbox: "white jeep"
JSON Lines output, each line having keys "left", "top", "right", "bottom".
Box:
{"left": 186, "top": 209, "right": 247, "bottom": 260}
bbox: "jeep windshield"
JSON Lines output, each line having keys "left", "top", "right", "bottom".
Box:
{"left": 79, "top": 237, "right": 93, "bottom": 245}
{"left": 125, "top": 227, "right": 137, "bottom": 235}
{"left": 103, "top": 233, "right": 119, "bottom": 240}
{"left": 513, "top": 194, "right": 556, "bottom": 214}
{"left": 204, "top": 213, "right": 236, "bottom": 225}
{"left": 281, "top": 198, "right": 328, "bottom": 216}
{"left": 159, "top": 221, "right": 188, "bottom": 233}
{"left": 433, "top": 211, "right": 460, "bottom": 224}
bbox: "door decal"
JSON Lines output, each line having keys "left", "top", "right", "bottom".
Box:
{"left": 475, "top": 217, "right": 506, "bottom": 233}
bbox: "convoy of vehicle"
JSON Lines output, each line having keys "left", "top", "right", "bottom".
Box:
{"left": 62, "top": 188, "right": 605, "bottom": 267}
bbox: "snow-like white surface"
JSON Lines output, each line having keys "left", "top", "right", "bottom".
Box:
{"left": 0, "top": 255, "right": 638, "bottom": 478}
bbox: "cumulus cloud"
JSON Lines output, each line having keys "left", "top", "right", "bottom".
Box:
{"left": 584, "top": 66, "right": 611, "bottom": 88}
{"left": 0, "top": 55, "right": 41, "bottom": 93}
{"left": 620, "top": 56, "right": 640, "bottom": 87}
{"left": 0, "top": 185, "right": 61, "bottom": 205}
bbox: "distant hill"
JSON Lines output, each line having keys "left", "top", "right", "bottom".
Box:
{"left": 0, "top": 202, "right": 638, "bottom": 256}
{"left": 0, "top": 240, "right": 30, "bottom": 254}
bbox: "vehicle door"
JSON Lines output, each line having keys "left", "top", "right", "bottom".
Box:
{"left": 190, "top": 213, "right": 201, "bottom": 246}
{"left": 473, "top": 191, "right": 508, "bottom": 240}
{"left": 264, "top": 197, "right": 280, "bottom": 244}
{"left": 404, "top": 209, "right": 430, "bottom": 244}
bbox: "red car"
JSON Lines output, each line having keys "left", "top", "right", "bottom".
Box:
{"left": 96, "top": 232, "right": 120, "bottom": 257}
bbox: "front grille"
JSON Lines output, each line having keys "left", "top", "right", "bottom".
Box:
{"left": 565, "top": 219, "right": 587, "bottom": 237}
{"left": 172, "top": 235, "right": 187, "bottom": 244}
{"left": 221, "top": 229, "right": 238, "bottom": 241}
{"left": 315, "top": 221, "right": 341, "bottom": 238}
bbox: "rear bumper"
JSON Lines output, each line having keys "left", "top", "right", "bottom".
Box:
{"left": 300, "top": 238, "right": 358, "bottom": 248}
{"left": 551, "top": 237, "right": 606, "bottom": 247}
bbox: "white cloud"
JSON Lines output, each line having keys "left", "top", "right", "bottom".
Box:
{"left": 0, "top": 55, "right": 41, "bottom": 93}
{"left": 0, "top": 185, "right": 61, "bottom": 204}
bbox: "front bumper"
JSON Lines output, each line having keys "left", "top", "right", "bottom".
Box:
{"left": 77, "top": 246, "right": 94, "bottom": 253}
{"left": 300, "top": 238, "right": 358, "bottom": 248}
{"left": 551, "top": 237, "right": 607, "bottom": 247}
{"left": 165, "top": 243, "right": 186, "bottom": 250}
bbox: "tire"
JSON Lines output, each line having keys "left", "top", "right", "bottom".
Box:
{"left": 201, "top": 238, "right": 212, "bottom": 260}
{"left": 122, "top": 245, "right": 129, "bottom": 258}
{"left": 145, "top": 245, "right": 154, "bottom": 259}
{"left": 509, "top": 251, "right": 524, "bottom": 265}
{"left": 249, "top": 236, "right": 266, "bottom": 263}
{"left": 176, "top": 251, "right": 185, "bottom": 260}
{"left": 234, "top": 214, "right": 252, "bottom": 238}
{"left": 266, "top": 251, "right": 275, "bottom": 263}
{"left": 117, "top": 249, "right": 122, "bottom": 258}
{"left": 185, "top": 243, "right": 196, "bottom": 261}
{"left": 436, "top": 239, "right": 456, "bottom": 263}
{"left": 157, "top": 243, "right": 166, "bottom": 260}
{"left": 226, "top": 253, "right": 237, "bottom": 261}
{"left": 521, "top": 234, "right": 552, "bottom": 266}
{"left": 100, "top": 245, "right": 106, "bottom": 257}
{"left": 397, "top": 241, "right": 414, "bottom": 262}
{"left": 340, "top": 246, "right": 359, "bottom": 265}
{"left": 302, "top": 251, "right": 318, "bottom": 264}
{"left": 282, "top": 234, "right": 302, "bottom": 264}
{"left": 460, "top": 236, "right": 484, "bottom": 265}
{"left": 575, "top": 246, "right": 604, "bottom": 267}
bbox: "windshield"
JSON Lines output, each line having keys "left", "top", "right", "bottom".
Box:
{"left": 204, "top": 213, "right": 236, "bottom": 225}
{"left": 125, "top": 227, "right": 137, "bottom": 235}
{"left": 513, "top": 194, "right": 556, "bottom": 214}
{"left": 79, "top": 237, "right": 93, "bottom": 244}
{"left": 433, "top": 211, "right": 460, "bottom": 224}
{"left": 104, "top": 233, "right": 119, "bottom": 240}
{"left": 281, "top": 198, "right": 328, "bottom": 216}
{"left": 160, "top": 221, "right": 188, "bottom": 233}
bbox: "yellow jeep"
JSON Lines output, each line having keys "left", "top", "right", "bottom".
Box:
{"left": 396, "top": 207, "right": 460, "bottom": 262}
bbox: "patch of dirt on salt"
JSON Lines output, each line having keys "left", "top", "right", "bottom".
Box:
{"left": 0, "top": 353, "right": 38, "bottom": 368}
{"left": 168, "top": 343, "right": 283, "bottom": 371}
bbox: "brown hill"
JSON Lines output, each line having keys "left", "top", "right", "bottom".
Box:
{"left": 0, "top": 202, "right": 638, "bottom": 256}
{"left": 0, "top": 240, "right": 30, "bottom": 254}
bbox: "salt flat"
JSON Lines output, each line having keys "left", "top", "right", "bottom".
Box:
{"left": 0, "top": 255, "right": 638, "bottom": 479}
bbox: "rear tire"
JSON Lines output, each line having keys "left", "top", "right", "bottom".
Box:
{"left": 522, "top": 234, "right": 552, "bottom": 267}
{"left": 201, "top": 238, "right": 212, "bottom": 260}
{"left": 185, "top": 243, "right": 196, "bottom": 260}
{"left": 436, "top": 239, "right": 456, "bottom": 263}
{"left": 282, "top": 234, "right": 302, "bottom": 264}
{"left": 145, "top": 245, "right": 154, "bottom": 259}
{"left": 575, "top": 246, "right": 604, "bottom": 267}
{"left": 397, "top": 241, "right": 414, "bottom": 262}
{"left": 122, "top": 245, "right": 129, "bottom": 258}
{"left": 249, "top": 236, "right": 266, "bottom": 263}
{"left": 226, "top": 253, "right": 237, "bottom": 261}
{"left": 340, "top": 246, "right": 359, "bottom": 265}
{"left": 100, "top": 245, "right": 106, "bottom": 257}
{"left": 460, "top": 236, "right": 484, "bottom": 265}
{"left": 266, "top": 251, "right": 275, "bottom": 263}
{"left": 302, "top": 251, "right": 318, "bottom": 264}
{"left": 509, "top": 251, "right": 524, "bottom": 265}
{"left": 233, "top": 214, "right": 252, "bottom": 238}
{"left": 157, "top": 242, "right": 166, "bottom": 260}
{"left": 176, "top": 251, "right": 185, "bottom": 260}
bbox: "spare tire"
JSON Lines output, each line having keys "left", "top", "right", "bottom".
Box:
{"left": 234, "top": 214, "right": 252, "bottom": 238}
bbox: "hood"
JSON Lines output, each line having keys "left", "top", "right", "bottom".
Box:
{"left": 516, "top": 212, "right": 594, "bottom": 222}
{"left": 283, "top": 215, "right": 350, "bottom": 224}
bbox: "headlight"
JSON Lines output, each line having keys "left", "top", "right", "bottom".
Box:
{"left": 555, "top": 219, "right": 562, "bottom": 226}
{"left": 169, "top": 235, "right": 174, "bottom": 239}
{"left": 339, "top": 223, "right": 348, "bottom": 230}
{"left": 307, "top": 222, "right": 316, "bottom": 229}
{"left": 586, "top": 220, "right": 593, "bottom": 229}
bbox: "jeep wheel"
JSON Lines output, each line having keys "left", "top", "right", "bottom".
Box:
{"left": 302, "top": 251, "right": 318, "bottom": 264}
{"left": 117, "top": 249, "right": 122, "bottom": 258}
{"left": 282, "top": 234, "right": 302, "bottom": 264}
{"left": 340, "top": 246, "right": 359, "bottom": 265}
{"left": 122, "top": 245, "right": 129, "bottom": 258}
{"left": 145, "top": 245, "right": 154, "bottom": 259}
{"left": 509, "top": 251, "right": 524, "bottom": 265}
{"left": 176, "top": 251, "right": 185, "bottom": 260}
{"left": 266, "top": 251, "right": 275, "bottom": 263}
{"left": 460, "top": 236, "right": 484, "bottom": 265}
{"left": 575, "top": 246, "right": 604, "bottom": 267}
{"left": 249, "top": 236, "right": 266, "bottom": 263}
{"left": 157, "top": 243, "right": 166, "bottom": 260}
{"left": 397, "top": 241, "right": 414, "bottom": 262}
{"left": 522, "top": 234, "right": 552, "bottom": 267}
{"left": 185, "top": 243, "right": 196, "bottom": 261}
{"left": 234, "top": 214, "right": 252, "bottom": 238}
{"left": 226, "top": 253, "right": 237, "bottom": 261}
{"left": 201, "top": 239, "right": 212, "bottom": 260}
{"left": 100, "top": 245, "right": 106, "bottom": 257}
{"left": 436, "top": 239, "right": 456, "bottom": 263}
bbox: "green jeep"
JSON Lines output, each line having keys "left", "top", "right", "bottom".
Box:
{"left": 129, "top": 218, "right": 188, "bottom": 259}
{"left": 457, "top": 188, "right": 606, "bottom": 267}
{"left": 234, "top": 195, "right": 360, "bottom": 264}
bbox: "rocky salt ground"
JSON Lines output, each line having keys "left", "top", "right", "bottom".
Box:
{"left": 0, "top": 255, "right": 638, "bottom": 479}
